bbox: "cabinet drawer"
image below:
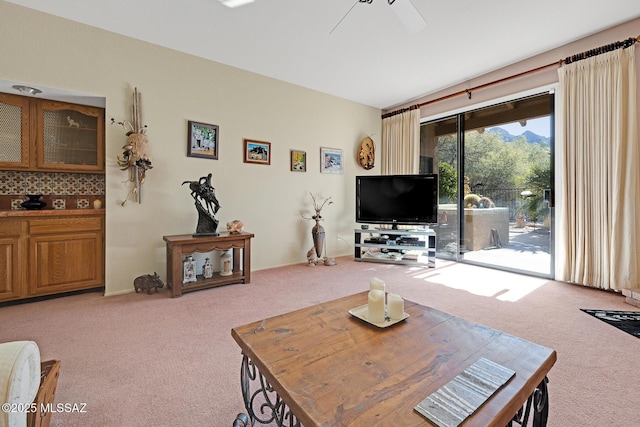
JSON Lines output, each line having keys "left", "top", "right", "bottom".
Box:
{"left": 0, "top": 219, "right": 25, "bottom": 236}
{"left": 28, "top": 216, "right": 102, "bottom": 234}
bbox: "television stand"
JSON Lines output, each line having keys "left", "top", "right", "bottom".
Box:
{"left": 354, "top": 228, "right": 435, "bottom": 267}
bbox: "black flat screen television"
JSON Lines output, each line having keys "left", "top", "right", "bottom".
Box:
{"left": 356, "top": 174, "right": 438, "bottom": 227}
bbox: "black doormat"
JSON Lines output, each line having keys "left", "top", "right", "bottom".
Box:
{"left": 581, "top": 309, "right": 640, "bottom": 339}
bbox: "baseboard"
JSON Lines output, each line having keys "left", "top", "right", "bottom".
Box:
{"left": 104, "top": 288, "right": 136, "bottom": 297}
{"left": 0, "top": 287, "right": 104, "bottom": 307}
{"left": 622, "top": 289, "right": 640, "bottom": 308}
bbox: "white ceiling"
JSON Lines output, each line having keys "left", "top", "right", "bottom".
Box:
{"left": 7, "top": 0, "right": 640, "bottom": 109}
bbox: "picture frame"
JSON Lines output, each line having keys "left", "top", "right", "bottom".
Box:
{"left": 290, "top": 150, "right": 306, "bottom": 172}
{"left": 244, "top": 139, "right": 271, "bottom": 165}
{"left": 187, "top": 121, "right": 218, "bottom": 160}
{"left": 320, "top": 147, "right": 343, "bottom": 174}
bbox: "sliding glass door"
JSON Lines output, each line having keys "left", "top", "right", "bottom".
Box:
{"left": 421, "top": 93, "right": 554, "bottom": 277}
{"left": 420, "top": 115, "right": 460, "bottom": 261}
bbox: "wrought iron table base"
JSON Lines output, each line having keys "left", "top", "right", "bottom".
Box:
{"left": 510, "top": 376, "right": 549, "bottom": 427}
{"left": 234, "top": 352, "right": 550, "bottom": 427}
{"left": 236, "top": 353, "right": 301, "bottom": 427}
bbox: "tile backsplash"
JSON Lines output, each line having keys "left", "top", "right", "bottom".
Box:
{"left": 0, "top": 171, "right": 105, "bottom": 210}
{"left": 0, "top": 171, "right": 105, "bottom": 196}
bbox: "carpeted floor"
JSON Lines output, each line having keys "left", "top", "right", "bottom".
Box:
{"left": 581, "top": 309, "right": 640, "bottom": 338}
{"left": 2, "top": 257, "right": 640, "bottom": 426}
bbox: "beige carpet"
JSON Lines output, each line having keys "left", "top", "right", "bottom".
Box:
{"left": 1, "top": 257, "right": 639, "bottom": 426}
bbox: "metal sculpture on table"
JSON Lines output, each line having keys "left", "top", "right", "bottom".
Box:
{"left": 182, "top": 173, "right": 221, "bottom": 236}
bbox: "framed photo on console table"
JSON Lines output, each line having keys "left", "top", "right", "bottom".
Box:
{"left": 187, "top": 121, "right": 218, "bottom": 160}
{"left": 244, "top": 139, "right": 271, "bottom": 165}
{"left": 321, "top": 147, "right": 343, "bottom": 174}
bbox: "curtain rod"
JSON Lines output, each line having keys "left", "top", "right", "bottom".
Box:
{"left": 382, "top": 34, "right": 640, "bottom": 120}
{"left": 564, "top": 36, "right": 637, "bottom": 64}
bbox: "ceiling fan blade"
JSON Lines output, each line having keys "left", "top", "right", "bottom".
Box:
{"left": 388, "top": 0, "right": 426, "bottom": 33}
{"left": 219, "top": 0, "right": 255, "bottom": 8}
{"left": 330, "top": 0, "right": 361, "bottom": 35}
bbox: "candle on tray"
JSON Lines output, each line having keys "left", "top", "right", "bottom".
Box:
{"left": 368, "top": 290, "right": 386, "bottom": 323}
{"left": 370, "top": 277, "right": 385, "bottom": 293}
{"left": 387, "top": 293, "right": 405, "bottom": 320}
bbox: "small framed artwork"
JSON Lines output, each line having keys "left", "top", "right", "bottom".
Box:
{"left": 320, "top": 147, "right": 343, "bottom": 174}
{"left": 290, "top": 150, "right": 306, "bottom": 172}
{"left": 187, "top": 121, "right": 218, "bottom": 160}
{"left": 244, "top": 139, "right": 271, "bottom": 165}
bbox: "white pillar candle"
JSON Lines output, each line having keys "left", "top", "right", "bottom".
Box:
{"left": 387, "top": 293, "right": 405, "bottom": 320}
{"left": 368, "top": 290, "right": 386, "bottom": 323}
{"left": 370, "top": 277, "right": 385, "bottom": 293}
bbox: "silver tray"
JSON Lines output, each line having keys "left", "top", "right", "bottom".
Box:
{"left": 348, "top": 304, "right": 409, "bottom": 328}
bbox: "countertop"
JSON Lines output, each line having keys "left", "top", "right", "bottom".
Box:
{"left": 0, "top": 209, "right": 105, "bottom": 218}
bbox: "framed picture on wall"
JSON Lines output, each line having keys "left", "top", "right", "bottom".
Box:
{"left": 320, "top": 147, "right": 343, "bottom": 174}
{"left": 244, "top": 139, "right": 271, "bottom": 165}
{"left": 290, "top": 150, "right": 306, "bottom": 172}
{"left": 187, "top": 121, "right": 218, "bottom": 160}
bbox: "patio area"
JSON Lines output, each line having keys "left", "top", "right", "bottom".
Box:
{"left": 463, "top": 225, "right": 551, "bottom": 275}
{"left": 439, "top": 224, "right": 552, "bottom": 276}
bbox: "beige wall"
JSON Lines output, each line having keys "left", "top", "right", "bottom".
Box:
{"left": 0, "top": 2, "right": 382, "bottom": 295}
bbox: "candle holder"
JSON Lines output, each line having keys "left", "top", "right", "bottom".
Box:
{"left": 202, "top": 257, "right": 213, "bottom": 279}
{"left": 220, "top": 250, "right": 233, "bottom": 276}
{"left": 182, "top": 255, "right": 197, "bottom": 284}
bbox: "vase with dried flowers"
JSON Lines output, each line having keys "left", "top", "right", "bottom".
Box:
{"left": 301, "top": 192, "right": 336, "bottom": 265}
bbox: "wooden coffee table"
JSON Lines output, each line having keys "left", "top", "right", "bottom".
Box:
{"left": 231, "top": 292, "right": 556, "bottom": 426}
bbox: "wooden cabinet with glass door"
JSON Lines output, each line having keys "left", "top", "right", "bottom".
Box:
{"left": 0, "top": 93, "right": 31, "bottom": 170}
{"left": 0, "top": 92, "right": 105, "bottom": 303}
{"left": 0, "top": 94, "right": 104, "bottom": 173}
{"left": 35, "top": 100, "right": 104, "bottom": 172}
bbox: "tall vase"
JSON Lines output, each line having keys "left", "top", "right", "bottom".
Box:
{"left": 312, "top": 220, "right": 325, "bottom": 259}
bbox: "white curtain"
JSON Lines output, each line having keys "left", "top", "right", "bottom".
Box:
{"left": 557, "top": 45, "right": 640, "bottom": 290}
{"left": 381, "top": 108, "right": 420, "bottom": 175}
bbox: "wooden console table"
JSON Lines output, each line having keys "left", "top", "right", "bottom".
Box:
{"left": 163, "top": 232, "right": 254, "bottom": 297}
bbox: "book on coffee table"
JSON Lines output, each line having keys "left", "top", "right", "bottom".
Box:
{"left": 414, "top": 358, "right": 515, "bottom": 427}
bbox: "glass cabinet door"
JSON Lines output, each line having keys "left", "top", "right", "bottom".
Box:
{"left": 0, "top": 93, "right": 30, "bottom": 169}
{"left": 36, "top": 100, "right": 104, "bottom": 172}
